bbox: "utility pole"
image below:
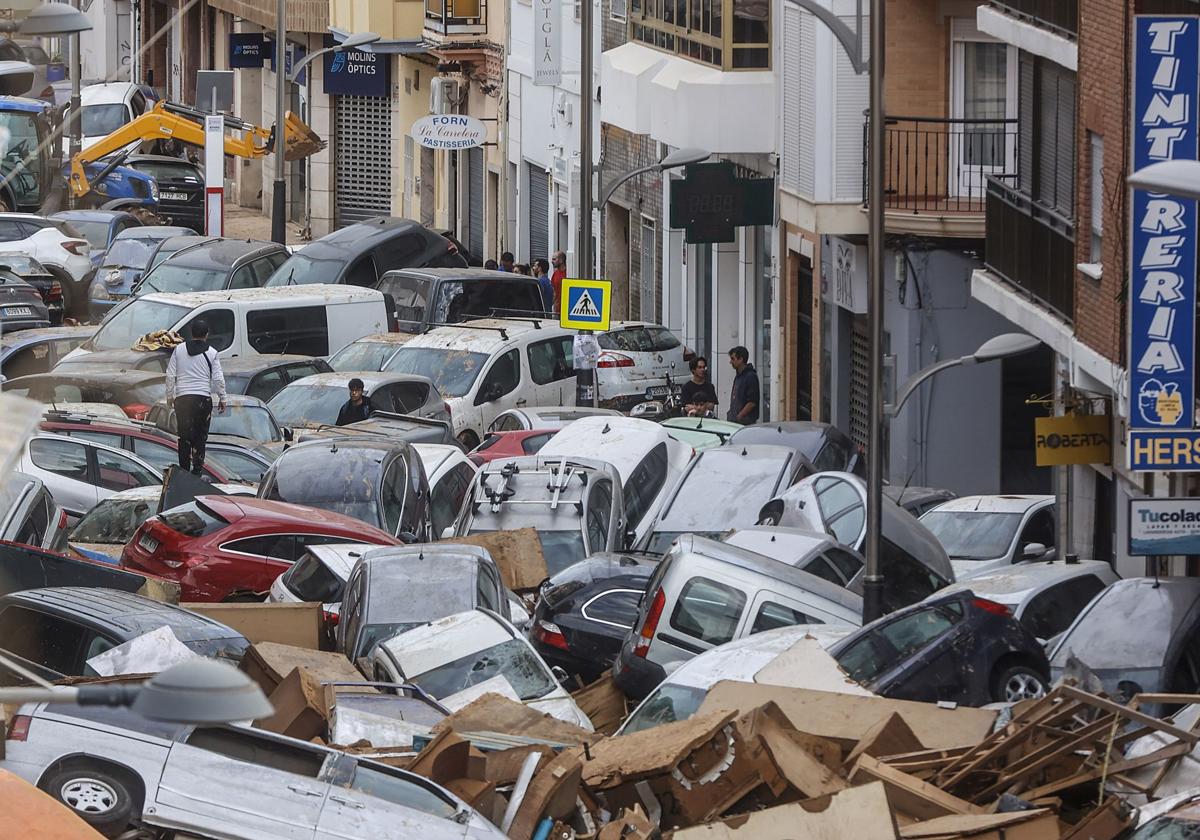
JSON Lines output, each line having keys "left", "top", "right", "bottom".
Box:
{"left": 270, "top": 0, "right": 287, "bottom": 244}
{"left": 578, "top": 0, "right": 593, "bottom": 278}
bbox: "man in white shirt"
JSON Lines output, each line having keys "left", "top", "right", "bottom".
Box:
{"left": 165, "top": 320, "right": 226, "bottom": 475}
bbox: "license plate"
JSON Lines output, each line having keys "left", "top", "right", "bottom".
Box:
{"left": 645, "top": 385, "right": 671, "bottom": 398}
{"left": 138, "top": 534, "right": 159, "bottom": 553}
{"left": 160, "top": 191, "right": 188, "bottom": 201}
{"left": 4, "top": 306, "right": 32, "bottom": 317}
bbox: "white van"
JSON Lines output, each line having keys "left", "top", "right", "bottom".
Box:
{"left": 62, "top": 285, "right": 390, "bottom": 363}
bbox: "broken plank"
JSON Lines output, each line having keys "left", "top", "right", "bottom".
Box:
{"left": 849, "top": 754, "right": 984, "bottom": 822}
{"left": 1022, "top": 740, "right": 1193, "bottom": 800}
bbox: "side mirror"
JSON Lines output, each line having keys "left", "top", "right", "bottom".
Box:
{"left": 1021, "top": 542, "right": 1047, "bottom": 560}
{"left": 551, "top": 665, "right": 570, "bottom": 685}
{"left": 398, "top": 530, "right": 419, "bottom": 544}
{"left": 283, "top": 427, "right": 294, "bottom": 441}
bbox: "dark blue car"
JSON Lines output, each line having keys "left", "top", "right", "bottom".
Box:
{"left": 86, "top": 225, "right": 194, "bottom": 321}
{"left": 50, "top": 209, "right": 142, "bottom": 270}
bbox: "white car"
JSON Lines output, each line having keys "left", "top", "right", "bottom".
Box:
{"left": 371, "top": 609, "right": 594, "bottom": 730}
{"left": 594, "top": 322, "right": 690, "bottom": 411}
{"left": 538, "top": 415, "right": 694, "bottom": 545}
{"left": 63, "top": 81, "right": 151, "bottom": 153}
{"left": 919, "top": 495, "right": 1057, "bottom": 580}
{"left": 18, "top": 433, "right": 162, "bottom": 523}
{"left": 486, "top": 405, "right": 621, "bottom": 434}
{"left": 0, "top": 213, "right": 92, "bottom": 313}
{"left": 412, "top": 443, "right": 478, "bottom": 538}
{"left": 269, "top": 541, "right": 371, "bottom": 612}
{"left": 382, "top": 319, "right": 578, "bottom": 447}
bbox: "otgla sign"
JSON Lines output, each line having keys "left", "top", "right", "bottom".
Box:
{"left": 412, "top": 115, "right": 487, "bottom": 150}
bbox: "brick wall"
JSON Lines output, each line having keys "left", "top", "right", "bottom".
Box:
{"left": 600, "top": 124, "right": 664, "bottom": 321}
{"left": 885, "top": 0, "right": 949, "bottom": 119}
{"left": 1073, "top": 0, "right": 1130, "bottom": 365}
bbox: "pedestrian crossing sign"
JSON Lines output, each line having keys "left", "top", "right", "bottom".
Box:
{"left": 560, "top": 278, "right": 612, "bottom": 331}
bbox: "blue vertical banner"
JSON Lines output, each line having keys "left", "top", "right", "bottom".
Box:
{"left": 1130, "top": 16, "right": 1200, "bottom": 470}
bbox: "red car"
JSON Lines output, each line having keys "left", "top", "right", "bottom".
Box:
{"left": 121, "top": 495, "right": 400, "bottom": 601}
{"left": 468, "top": 430, "right": 555, "bottom": 466}
{"left": 40, "top": 415, "right": 233, "bottom": 483}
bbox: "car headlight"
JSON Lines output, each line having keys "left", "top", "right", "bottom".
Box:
{"left": 149, "top": 179, "right": 159, "bottom": 201}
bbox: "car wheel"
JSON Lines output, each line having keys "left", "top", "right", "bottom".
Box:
{"left": 457, "top": 430, "right": 480, "bottom": 449}
{"left": 43, "top": 766, "right": 138, "bottom": 838}
{"left": 992, "top": 664, "right": 1047, "bottom": 703}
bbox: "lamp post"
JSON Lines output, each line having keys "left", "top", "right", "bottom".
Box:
{"left": 1128, "top": 160, "right": 1200, "bottom": 199}
{"left": 595, "top": 147, "right": 711, "bottom": 212}
{"left": 271, "top": 31, "right": 381, "bottom": 244}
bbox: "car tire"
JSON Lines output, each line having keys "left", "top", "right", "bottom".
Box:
{"left": 42, "top": 765, "right": 139, "bottom": 838}
{"left": 457, "top": 430, "right": 480, "bottom": 449}
{"left": 991, "top": 663, "right": 1047, "bottom": 703}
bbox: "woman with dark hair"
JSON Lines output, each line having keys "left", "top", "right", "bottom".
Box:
{"left": 680, "top": 356, "right": 718, "bottom": 417}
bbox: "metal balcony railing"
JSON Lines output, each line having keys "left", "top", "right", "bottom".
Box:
{"left": 984, "top": 177, "right": 1076, "bottom": 322}
{"left": 862, "top": 114, "right": 1019, "bottom": 214}
{"left": 990, "top": 0, "right": 1077, "bottom": 39}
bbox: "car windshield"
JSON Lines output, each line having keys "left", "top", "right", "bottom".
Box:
{"left": 920, "top": 511, "right": 1023, "bottom": 560}
{"left": 66, "top": 220, "right": 113, "bottom": 250}
{"left": 132, "top": 160, "right": 200, "bottom": 183}
{"left": 282, "top": 552, "right": 344, "bottom": 602}
{"left": 328, "top": 342, "right": 397, "bottom": 373}
{"left": 80, "top": 103, "right": 128, "bottom": 136}
{"left": 409, "top": 638, "right": 556, "bottom": 702}
{"left": 1049, "top": 584, "right": 1186, "bottom": 671}
{"left": 383, "top": 348, "right": 488, "bottom": 398}
{"left": 263, "top": 447, "right": 383, "bottom": 525}
{"left": 209, "top": 404, "right": 280, "bottom": 441}
{"left": 138, "top": 264, "right": 228, "bottom": 294}
{"left": 70, "top": 496, "right": 156, "bottom": 544}
{"left": 267, "top": 252, "right": 343, "bottom": 285}
{"left": 267, "top": 384, "right": 354, "bottom": 427}
{"left": 207, "top": 448, "right": 269, "bottom": 483}
{"left": 622, "top": 683, "right": 708, "bottom": 734}
{"left": 470, "top": 526, "right": 585, "bottom": 577}
{"left": 102, "top": 238, "right": 157, "bottom": 270}
{"left": 1126, "top": 817, "right": 1200, "bottom": 839}
{"left": 87, "top": 299, "right": 187, "bottom": 351}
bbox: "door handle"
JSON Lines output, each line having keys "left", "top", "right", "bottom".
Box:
{"left": 329, "top": 795, "right": 365, "bottom": 809}
{"left": 286, "top": 784, "right": 323, "bottom": 797}
{"left": 516, "top": 398, "right": 527, "bottom": 406}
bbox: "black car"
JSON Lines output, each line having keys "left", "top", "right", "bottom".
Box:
{"left": 828, "top": 589, "right": 1051, "bottom": 706}
{"left": 220, "top": 354, "right": 332, "bottom": 403}
{"left": 267, "top": 216, "right": 467, "bottom": 288}
{"left": 146, "top": 234, "right": 219, "bottom": 274}
{"left": 727, "top": 421, "right": 864, "bottom": 477}
{"left": 376, "top": 267, "right": 547, "bottom": 332}
{"left": 2, "top": 369, "right": 166, "bottom": 414}
{"left": 0, "top": 255, "right": 62, "bottom": 324}
{"left": 0, "top": 586, "right": 249, "bottom": 684}
{"left": 135, "top": 238, "right": 289, "bottom": 296}
{"left": 0, "top": 268, "right": 51, "bottom": 331}
{"left": 126, "top": 154, "right": 205, "bottom": 232}
{"left": 531, "top": 552, "right": 658, "bottom": 684}
{"left": 883, "top": 485, "right": 957, "bottom": 518}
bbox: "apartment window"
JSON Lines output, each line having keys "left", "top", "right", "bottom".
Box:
{"left": 425, "top": 0, "right": 485, "bottom": 28}
{"left": 629, "top": 0, "right": 768, "bottom": 70}
{"left": 612, "top": 0, "right": 627, "bottom": 22}
{"left": 640, "top": 216, "right": 656, "bottom": 320}
{"left": 1089, "top": 132, "right": 1103, "bottom": 263}
{"left": 1017, "top": 53, "right": 1075, "bottom": 220}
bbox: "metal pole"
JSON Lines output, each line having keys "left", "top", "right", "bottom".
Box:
{"left": 862, "top": 0, "right": 886, "bottom": 624}
{"left": 69, "top": 0, "right": 83, "bottom": 208}
{"left": 579, "top": 0, "right": 595, "bottom": 407}
{"left": 270, "top": 0, "right": 287, "bottom": 244}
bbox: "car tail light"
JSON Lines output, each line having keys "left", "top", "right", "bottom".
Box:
{"left": 7, "top": 714, "right": 31, "bottom": 741}
{"left": 60, "top": 239, "right": 88, "bottom": 255}
{"left": 46, "top": 280, "right": 63, "bottom": 302}
{"left": 533, "top": 620, "right": 570, "bottom": 651}
{"left": 972, "top": 597, "right": 1012, "bottom": 617}
{"left": 57, "top": 509, "right": 67, "bottom": 531}
{"left": 683, "top": 346, "right": 695, "bottom": 362}
{"left": 122, "top": 404, "right": 150, "bottom": 420}
{"left": 632, "top": 588, "right": 665, "bottom": 658}
{"left": 322, "top": 608, "right": 340, "bottom": 626}
{"left": 598, "top": 352, "right": 635, "bottom": 369}
{"left": 446, "top": 241, "right": 459, "bottom": 254}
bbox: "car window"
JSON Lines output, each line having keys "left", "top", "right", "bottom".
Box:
{"left": 0, "top": 220, "right": 27, "bottom": 241}
{"left": 522, "top": 432, "right": 552, "bottom": 455}
{"left": 391, "top": 383, "right": 429, "bottom": 414}
{"left": 0, "top": 605, "right": 87, "bottom": 675}
{"left": 528, "top": 336, "right": 575, "bottom": 385}
{"left": 207, "top": 448, "right": 267, "bottom": 483}
{"left": 377, "top": 234, "right": 426, "bottom": 269}
{"left": 249, "top": 257, "right": 280, "bottom": 286}
{"left": 669, "top": 576, "right": 746, "bottom": 646}
{"left": 813, "top": 441, "right": 847, "bottom": 472}
{"left": 228, "top": 264, "right": 256, "bottom": 290}
{"left": 64, "top": 429, "right": 124, "bottom": 449}
{"left": 381, "top": 275, "right": 430, "bottom": 322}
{"left": 1021, "top": 575, "right": 1107, "bottom": 640}
{"left": 880, "top": 538, "right": 946, "bottom": 611}
{"left": 341, "top": 569, "right": 365, "bottom": 653}
{"left": 751, "top": 601, "right": 823, "bottom": 635}
{"left": 246, "top": 368, "right": 288, "bottom": 402}
{"left": 475, "top": 568, "right": 500, "bottom": 611}
{"left": 598, "top": 328, "right": 654, "bottom": 352}
{"left": 878, "top": 606, "right": 957, "bottom": 663}
{"left": 624, "top": 443, "right": 669, "bottom": 530}
{"left": 181, "top": 308, "right": 234, "bottom": 351}
{"left": 585, "top": 479, "right": 613, "bottom": 552}
{"left": 224, "top": 534, "right": 300, "bottom": 562}
{"left": 2, "top": 343, "right": 54, "bottom": 378}
{"left": 824, "top": 546, "right": 864, "bottom": 581}
{"left": 349, "top": 762, "right": 458, "bottom": 819}
{"left": 284, "top": 362, "right": 325, "bottom": 383}
{"left": 801, "top": 554, "right": 845, "bottom": 586}
{"left": 94, "top": 448, "right": 159, "bottom": 491}
{"left": 345, "top": 255, "right": 378, "bottom": 287}
{"left": 1019, "top": 508, "right": 1056, "bottom": 552}
{"left": 380, "top": 459, "right": 406, "bottom": 535}
{"left": 649, "top": 327, "right": 681, "bottom": 351}
{"left": 814, "top": 475, "right": 864, "bottom": 545}
{"left": 29, "top": 438, "right": 89, "bottom": 481}
{"left": 491, "top": 414, "right": 522, "bottom": 432}
{"left": 13, "top": 494, "right": 51, "bottom": 547}
{"left": 128, "top": 436, "right": 175, "bottom": 470}
{"left": 582, "top": 589, "right": 642, "bottom": 628}
{"left": 186, "top": 727, "right": 325, "bottom": 777}
{"left": 247, "top": 306, "right": 329, "bottom": 356}
{"left": 476, "top": 349, "right": 520, "bottom": 403}
{"left": 429, "top": 462, "right": 472, "bottom": 537}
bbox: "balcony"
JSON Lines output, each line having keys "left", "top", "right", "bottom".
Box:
{"left": 425, "top": 0, "right": 487, "bottom": 35}
{"left": 983, "top": 177, "right": 1075, "bottom": 323}
{"left": 990, "top": 0, "right": 1077, "bottom": 39}
{"left": 862, "top": 114, "right": 1018, "bottom": 237}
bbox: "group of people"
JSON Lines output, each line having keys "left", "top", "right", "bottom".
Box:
{"left": 680, "top": 346, "right": 760, "bottom": 425}
{"left": 484, "top": 250, "right": 568, "bottom": 313}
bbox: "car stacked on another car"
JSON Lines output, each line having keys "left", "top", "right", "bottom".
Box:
{"left": 86, "top": 225, "right": 195, "bottom": 319}
{"left": 134, "top": 238, "right": 290, "bottom": 298}
{"left": 0, "top": 325, "right": 95, "bottom": 379}
{"left": 0, "top": 212, "right": 91, "bottom": 318}
{"left": 17, "top": 433, "right": 164, "bottom": 522}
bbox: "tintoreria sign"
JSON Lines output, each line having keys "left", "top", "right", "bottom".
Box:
{"left": 1129, "top": 17, "right": 1200, "bottom": 470}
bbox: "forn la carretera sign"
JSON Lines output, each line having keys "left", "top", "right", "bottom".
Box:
{"left": 1129, "top": 17, "right": 1200, "bottom": 471}
{"left": 412, "top": 115, "right": 487, "bottom": 150}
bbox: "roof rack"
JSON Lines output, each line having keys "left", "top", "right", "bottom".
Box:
{"left": 473, "top": 456, "right": 598, "bottom": 514}
{"left": 423, "top": 321, "right": 510, "bottom": 341}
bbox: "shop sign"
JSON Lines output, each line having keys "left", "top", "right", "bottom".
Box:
{"left": 229, "top": 33, "right": 267, "bottom": 68}
{"left": 1129, "top": 497, "right": 1200, "bottom": 555}
{"left": 1033, "top": 415, "right": 1111, "bottom": 466}
{"left": 1129, "top": 16, "right": 1200, "bottom": 470}
{"left": 534, "top": 0, "right": 562, "bottom": 85}
{"left": 412, "top": 114, "right": 487, "bottom": 150}
{"left": 322, "top": 35, "right": 388, "bottom": 96}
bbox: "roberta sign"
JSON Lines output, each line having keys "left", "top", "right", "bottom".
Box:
{"left": 412, "top": 115, "right": 487, "bottom": 150}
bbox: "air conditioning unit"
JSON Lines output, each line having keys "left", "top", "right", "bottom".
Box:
{"left": 430, "top": 77, "right": 460, "bottom": 115}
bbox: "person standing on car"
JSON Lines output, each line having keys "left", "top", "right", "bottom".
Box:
{"left": 681, "top": 356, "right": 718, "bottom": 417}
{"left": 726, "top": 346, "right": 760, "bottom": 425}
{"left": 166, "top": 320, "right": 225, "bottom": 475}
{"left": 336, "top": 378, "right": 372, "bottom": 426}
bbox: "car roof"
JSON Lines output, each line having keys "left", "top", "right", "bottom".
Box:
{"left": 513, "top": 406, "right": 622, "bottom": 425}
{"left": 539, "top": 416, "right": 694, "bottom": 480}
{"left": 138, "top": 284, "right": 382, "bottom": 307}
{"left": 113, "top": 226, "right": 194, "bottom": 242}
{"left": 0, "top": 96, "right": 46, "bottom": 113}
{"left": 362, "top": 543, "right": 490, "bottom": 568}
{"left": 51, "top": 209, "right": 135, "bottom": 223}
{"left": 0, "top": 325, "right": 95, "bottom": 350}
{"left": 161, "top": 238, "right": 281, "bottom": 268}
{"left": 382, "top": 267, "right": 537, "bottom": 282}
{"left": 306, "top": 542, "right": 375, "bottom": 580}
{"left": 153, "top": 393, "right": 266, "bottom": 409}
{"left": 927, "top": 495, "right": 1055, "bottom": 515}
{"left": 80, "top": 81, "right": 138, "bottom": 104}
{"left": 11, "top": 368, "right": 165, "bottom": 386}
{"left": 219, "top": 355, "right": 323, "bottom": 374}
{"left": 412, "top": 443, "right": 466, "bottom": 476}
{"left": 936, "top": 560, "right": 1117, "bottom": 604}
{"left": 342, "top": 332, "right": 415, "bottom": 347}
{"left": 722, "top": 526, "right": 839, "bottom": 561}
{"left": 402, "top": 319, "right": 571, "bottom": 353}
{"left": 293, "top": 217, "right": 433, "bottom": 260}
{"left": 2, "top": 587, "right": 241, "bottom": 642}
{"left": 276, "top": 371, "right": 432, "bottom": 391}
{"left": 281, "top": 436, "right": 410, "bottom": 459}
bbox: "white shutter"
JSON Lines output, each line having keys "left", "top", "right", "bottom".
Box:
{"left": 833, "top": 14, "right": 868, "bottom": 202}
{"left": 781, "top": 4, "right": 801, "bottom": 193}
{"left": 335, "top": 95, "right": 394, "bottom": 227}
{"left": 798, "top": 10, "right": 816, "bottom": 197}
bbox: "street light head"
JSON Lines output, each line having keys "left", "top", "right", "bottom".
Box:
{"left": 18, "top": 2, "right": 93, "bottom": 35}
{"left": 972, "top": 333, "right": 1040, "bottom": 364}
{"left": 132, "top": 659, "right": 273, "bottom": 724}
{"left": 1128, "top": 160, "right": 1200, "bottom": 201}
{"left": 658, "top": 147, "right": 711, "bottom": 171}
{"left": 339, "top": 32, "right": 381, "bottom": 50}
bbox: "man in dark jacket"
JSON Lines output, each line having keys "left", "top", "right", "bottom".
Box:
{"left": 726, "top": 346, "right": 760, "bottom": 425}
{"left": 336, "top": 378, "right": 372, "bottom": 426}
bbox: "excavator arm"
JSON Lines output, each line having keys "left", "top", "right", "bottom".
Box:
{"left": 68, "top": 100, "right": 325, "bottom": 198}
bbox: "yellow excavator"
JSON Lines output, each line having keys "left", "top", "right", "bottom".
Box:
{"left": 67, "top": 100, "right": 326, "bottom": 200}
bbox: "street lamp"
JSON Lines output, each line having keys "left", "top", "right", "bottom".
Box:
{"left": 1128, "top": 160, "right": 1200, "bottom": 199}
{"left": 271, "top": 30, "right": 381, "bottom": 244}
{"left": 886, "top": 333, "right": 1041, "bottom": 418}
{"left": 595, "top": 147, "right": 711, "bottom": 211}
{"left": 0, "top": 658, "right": 273, "bottom": 724}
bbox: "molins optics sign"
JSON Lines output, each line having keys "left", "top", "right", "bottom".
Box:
{"left": 1129, "top": 17, "right": 1200, "bottom": 470}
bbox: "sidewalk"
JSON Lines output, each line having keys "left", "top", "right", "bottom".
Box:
{"left": 222, "top": 203, "right": 308, "bottom": 246}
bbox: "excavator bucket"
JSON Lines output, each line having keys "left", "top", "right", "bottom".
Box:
{"left": 283, "top": 111, "right": 326, "bottom": 161}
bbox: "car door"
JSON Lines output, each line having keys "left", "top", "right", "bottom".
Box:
{"left": 526, "top": 334, "right": 575, "bottom": 407}
{"left": 315, "top": 757, "right": 464, "bottom": 840}
{"left": 90, "top": 444, "right": 162, "bottom": 502}
{"left": 246, "top": 367, "right": 289, "bottom": 402}
{"left": 24, "top": 437, "right": 97, "bottom": 520}
{"left": 155, "top": 725, "right": 329, "bottom": 838}
{"left": 655, "top": 574, "right": 748, "bottom": 665}
{"left": 472, "top": 348, "right": 523, "bottom": 431}
{"left": 840, "top": 605, "right": 967, "bottom": 702}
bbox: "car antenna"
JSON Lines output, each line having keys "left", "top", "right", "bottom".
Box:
{"left": 286, "top": 267, "right": 296, "bottom": 286}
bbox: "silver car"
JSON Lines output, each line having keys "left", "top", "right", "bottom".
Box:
{"left": 17, "top": 433, "right": 162, "bottom": 523}
{"left": 0, "top": 471, "right": 69, "bottom": 553}
{"left": 2, "top": 703, "right": 505, "bottom": 839}
{"left": 267, "top": 371, "right": 449, "bottom": 431}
